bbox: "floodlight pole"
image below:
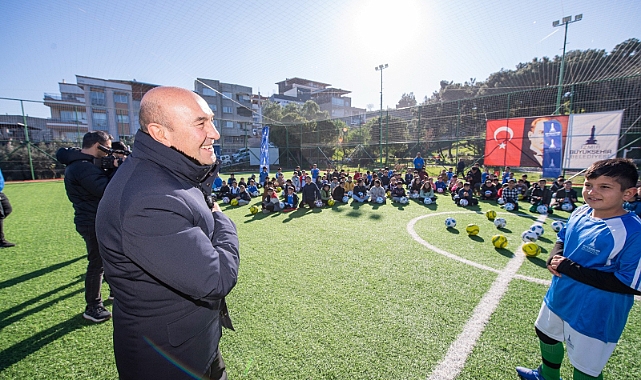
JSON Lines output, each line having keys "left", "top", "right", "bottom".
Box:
{"left": 553, "top": 14, "right": 582, "bottom": 115}
{"left": 375, "top": 64, "right": 388, "bottom": 165}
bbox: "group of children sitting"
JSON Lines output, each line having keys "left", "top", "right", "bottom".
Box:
{"left": 211, "top": 163, "right": 641, "bottom": 216}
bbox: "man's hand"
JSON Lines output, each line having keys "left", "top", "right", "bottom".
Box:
{"left": 547, "top": 255, "right": 565, "bottom": 277}
{"left": 211, "top": 202, "right": 221, "bottom": 213}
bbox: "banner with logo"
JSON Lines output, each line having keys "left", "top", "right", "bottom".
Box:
{"left": 563, "top": 110, "right": 623, "bottom": 169}
{"left": 484, "top": 116, "right": 569, "bottom": 168}
{"left": 542, "top": 119, "right": 563, "bottom": 178}
{"left": 260, "top": 126, "right": 270, "bottom": 173}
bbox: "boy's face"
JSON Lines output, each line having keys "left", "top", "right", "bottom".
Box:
{"left": 583, "top": 176, "right": 636, "bottom": 217}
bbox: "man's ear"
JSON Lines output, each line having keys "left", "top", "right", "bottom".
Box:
{"left": 147, "top": 123, "right": 171, "bottom": 147}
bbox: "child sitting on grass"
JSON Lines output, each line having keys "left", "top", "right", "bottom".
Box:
{"left": 516, "top": 158, "right": 641, "bottom": 380}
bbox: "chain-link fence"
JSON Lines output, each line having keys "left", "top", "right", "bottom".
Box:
{"left": 2, "top": 75, "right": 640, "bottom": 180}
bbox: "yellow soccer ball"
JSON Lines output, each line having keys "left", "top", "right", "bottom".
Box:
{"left": 485, "top": 210, "right": 497, "bottom": 220}
{"left": 276, "top": 186, "right": 282, "bottom": 193}
{"left": 518, "top": 193, "right": 524, "bottom": 200}
{"left": 249, "top": 205, "right": 259, "bottom": 215}
{"left": 230, "top": 198, "right": 239, "bottom": 206}
{"left": 491, "top": 234, "right": 508, "bottom": 249}
{"left": 466, "top": 224, "right": 480, "bottom": 236}
{"left": 327, "top": 199, "right": 335, "bottom": 206}
{"left": 522, "top": 242, "right": 541, "bottom": 257}
{"left": 386, "top": 191, "right": 392, "bottom": 198}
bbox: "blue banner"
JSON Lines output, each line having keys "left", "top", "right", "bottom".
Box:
{"left": 542, "top": 120, "right": 562, "bottom": 178}
{"left": 260, "top": 126, "right": 270, "bottom": 173}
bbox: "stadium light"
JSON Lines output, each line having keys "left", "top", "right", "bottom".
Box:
{"left": 552, "top": 14, "right": 583, "bottom": 115}
{"left": 375, "top": 64, "right": 388, "bottom": 164}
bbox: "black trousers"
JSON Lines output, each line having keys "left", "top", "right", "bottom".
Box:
{"left": 203, "top": 348, "right": 227, "bottom": 380}
{"left": 0, "top": 192, "right": 12, "bottom": 241}
{"left": 76, "top": 224, "right": 104, "bottom": 308}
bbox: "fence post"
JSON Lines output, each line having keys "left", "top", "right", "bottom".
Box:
{"left": 385, "top": 110, "right": 389, "bottom": 167}
{"left": 455, "top": 100, "right": 461, "bottom": 163}
{"left": 20, "top": 100, "right": 36, "bottom": 180}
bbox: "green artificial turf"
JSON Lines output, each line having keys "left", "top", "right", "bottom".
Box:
{"left": 0, "top": 181, "right": 638, "bottom": 379}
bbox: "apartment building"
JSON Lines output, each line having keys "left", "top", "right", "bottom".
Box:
{"left": 273, "top": 77, "right": 367, "bottom": 125}
{"left": 44, "top": 75, "right": 157, "bottom": 142}
{"left": 194, "top": 78, "right": 253, "bottom": 154}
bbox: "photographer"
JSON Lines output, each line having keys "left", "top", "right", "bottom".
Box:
{"left": 56, "top": 131, "right": 121, "bottom": 323}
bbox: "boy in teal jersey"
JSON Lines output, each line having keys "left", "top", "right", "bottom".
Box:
{"left": 517, "top": 158, "right": 641, "bottom": 380}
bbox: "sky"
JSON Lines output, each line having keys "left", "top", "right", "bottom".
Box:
{"left": 1, "top": 0, "right": 640, "bottom": 118}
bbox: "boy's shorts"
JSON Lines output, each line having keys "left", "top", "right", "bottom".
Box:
{"left": 535, "top": 302, "right": 617, "bottom": 377}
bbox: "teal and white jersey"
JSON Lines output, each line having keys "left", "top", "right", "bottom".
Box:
{"left": 545, "top": 204, "right": 641, "bottom": 343}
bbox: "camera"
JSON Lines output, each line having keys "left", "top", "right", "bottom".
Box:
{"left": 94, "top": 145, "right": 130, "bottom": 169}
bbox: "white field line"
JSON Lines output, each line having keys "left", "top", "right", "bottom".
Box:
{"left": 407, "top": 211, "right": 547, "bottom": 380}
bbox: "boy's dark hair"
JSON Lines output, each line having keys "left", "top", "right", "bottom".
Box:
{"left": 464, "top": 182, "right": 471, "bottom": 186}
{"left": 585, "top": 158, "right": 638, "bottom": 191}
{"left": 82, "top": 131, "right": 112, "bottom": 149}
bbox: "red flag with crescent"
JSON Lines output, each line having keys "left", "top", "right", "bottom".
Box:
{"left": 484, "top": 118, "right": 526, "bottom": 167}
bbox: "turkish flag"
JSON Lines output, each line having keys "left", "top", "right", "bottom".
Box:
{"left": 484, "top": 118, "right": 526, "bottom": 167}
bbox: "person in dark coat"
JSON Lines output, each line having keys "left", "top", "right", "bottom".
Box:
{"left": 299, "top": 176, "right": 321, "bottom": 208}
{"left": 96, "top": 87, "right": 240, "bottom": 380}
{"left": 56, "top": 131, "right": 117, "bottom": 323}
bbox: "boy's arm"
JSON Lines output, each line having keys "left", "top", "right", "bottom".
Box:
{"left": 548, "top": 242, "right": 641, "bottom": 295}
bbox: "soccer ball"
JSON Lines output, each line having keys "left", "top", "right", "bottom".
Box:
{"left": 347, "top": 191, "right": 353, "bottom": 197}
{"left": 222, "top": 197, "right": 230, "bottom": 204}
{"left": 327, "top": 199, "right": 335, "bottom": 206}
{"left": 518, "top": 194, "right": 524, "bottom": 200}
{"left": 445, "top": 217, "right": 457, "bottom": 228}
{"left": 376, "top": 196, "right": 385, "bottom": 204}
{"left": 522, "top": 242, "right": 541, "bottom": 257}
{"left": 459, "top": 198, "right": 469, "bottom": 207}
{"left": 276, "top": 186, "right": 282, "bottom": 193}
{"left": 411, "top": 192, "right": 420, "bottom": 199}
{"left": 252, "top": 191, "right": 260, "bottom": 197}
{"left": 424, "top": 197, "right": 433, "bottom": 205}
{"left": 279, "top": 201, "right": 285, "bottom": 209}
{"left": 530, "top": 224, "right": 544, "bottom": 237}
{"left": 504, "top": 202, "right": 515, "bottom": 211}
{"left": 485, "top": 190, "right": 492, "bottom": 197}
{"left": 437, "top": 187, "right": 444, "bottom": 193}
{"left": 485, "top": 210, "right": 497, "bottom": 220}
{"left": 537, "top": 204, "right": 548, "bottom": 214}
{"left": 551, "top": 220, "right": 564, "bottom": 232}
{"left": 561, "top": 202, "right": 574, "bottom": 212}
{"left": 386, "top": 191, "right": 392, "bottom": 198}
{"left": 400, "top": 196, "right": 409, "bottom": 204}
{"left": 521, "top": 230, "right": 538, "bottom": 243}
{"left": 342, "top": 195, "right": 349, "bottom": 203}
{"left": 466, "top": 224, "right": 480, "bottom": 235}
{"left": 249, "top": 205, "right": 259, "bottom": 215}
{"left": 314, "top": 200, "right": 323, "bottom": 207}
{"left": 494, "top": 217, "right": 507, "bottom": 229}
{"left": 230, "top": 198, "right": 239, "bottom": 206}
{"left": 492, "top": 234, "right": 508, "bottom": 249}
{"left": 497, "top": 197, "right": 505, "bottom": 205}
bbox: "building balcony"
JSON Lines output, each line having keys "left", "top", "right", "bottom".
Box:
{"left": 44, "top": 93, "right": 85, "bottom": 105}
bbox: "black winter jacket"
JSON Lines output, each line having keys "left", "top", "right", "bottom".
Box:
{"left": 56, "top": 147, "right": 113, "bottom": 226}
{"left": 96, "top": 131, "right": 240, "bottom": 379}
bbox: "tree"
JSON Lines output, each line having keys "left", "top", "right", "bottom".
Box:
{"left": 396, "top": 92, "right": 417, "bottom": 109}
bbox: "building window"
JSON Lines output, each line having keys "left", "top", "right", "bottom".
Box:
{"left": 209, "top": 104, "right": 217, "bottom": 112}
{"left": 90, "top": 89, "right": 106, "bottom": 106}
{"left": 116, "top": 112, "right": 129, "bottom": 124}
{"left": 203, "top": 87, "right": 216, "bottom": 97}
{"left": 92, "top": 111, "right": 108, "bottom": 130}
{"left": 332, "top": 97, "right": 344, "bottom": 106}
{"left": 224, "top": 121, "right": 234, "bottom": 128}
{"left": 222, "top": 92, "right": 233, "bottom": 99}
{"left": 114, "top": 93, "right": 129, "bottom": 104}
{"left": 60, "top": 110, "right": 87, "bottom": 122}
{"left": 223, "top": 106, "right": 233, "bottom": 114}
